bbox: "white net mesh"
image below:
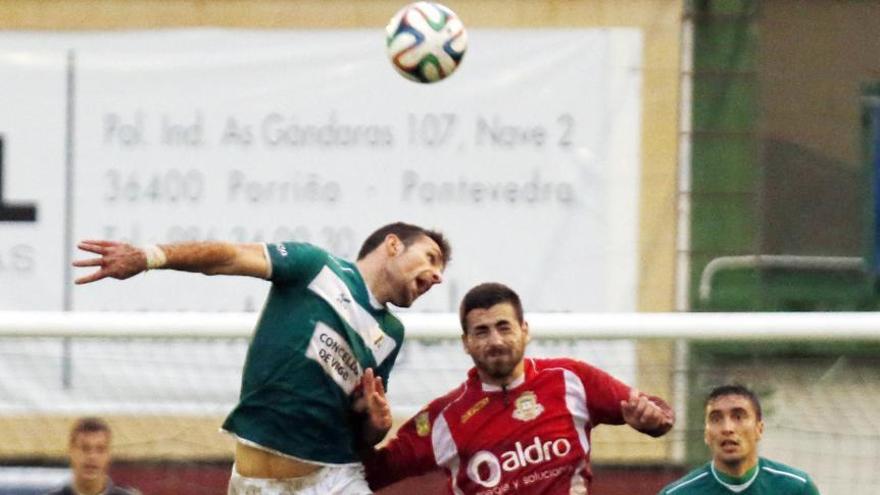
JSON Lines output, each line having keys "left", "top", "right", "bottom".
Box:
{"left": 689, "top": 353, "right": 880, "bottom": 495}
{"left": 0, "top": 311, "right": 878, "bottom": 495}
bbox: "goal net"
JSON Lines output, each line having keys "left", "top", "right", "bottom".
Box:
{"left": 0, "top": 311, "right": 878, "bottom": 495}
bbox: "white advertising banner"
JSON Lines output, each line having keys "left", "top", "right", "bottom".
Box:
{"left": 0, "top": 29, "right": 642, "bottom": 312}
{"left": 0, "top": 50, "right": 67, "bottom": 310}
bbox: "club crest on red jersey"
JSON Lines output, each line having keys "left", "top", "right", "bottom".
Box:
{"left": 512, "top": 391, "right": 544, "bottom": 421}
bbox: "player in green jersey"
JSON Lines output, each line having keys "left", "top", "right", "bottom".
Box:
{"left": 659, "top": 384, "right": 820, "bottom": 495}
{"left": 73, "top": 222, "right": 450, "bottom": 495}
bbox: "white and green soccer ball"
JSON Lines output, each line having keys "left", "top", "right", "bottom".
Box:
{"left": 385, "top": 2, "right": 468, "bottom": 83}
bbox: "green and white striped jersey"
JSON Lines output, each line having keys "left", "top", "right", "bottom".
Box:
{"left": 221, "top": 242, "right": 404, "bottom": 465}
{"left": 659, "top": 457, "right": 820, "bottom": 495}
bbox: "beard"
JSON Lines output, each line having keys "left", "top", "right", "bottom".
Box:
{"left": 386, "top": 280, "right": 416, "bottom": 308}
{"left": 390, "top": 291, "right": 415, "bottom": 308}
{"left": 473, "top": 344, "right": 525, "bottom": 380}
{"left": 386, "top": 274, "right": 420, "bottom": 308}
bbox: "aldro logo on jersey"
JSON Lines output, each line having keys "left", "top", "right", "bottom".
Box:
{"left": 466, "top": 436, "right": 572, "bottom": 488}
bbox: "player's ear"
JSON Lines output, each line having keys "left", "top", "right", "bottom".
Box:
{"left": 755, "top": 419, "right": 764, "bottom": 440}
{"left": 461, "top": 327, "right": 476, "bottom": 353}
{"left": 385, "top": 234, "right": 402, "bottom": 256}
{"left": 522, "top": 320, "right": 530, "bottom": 343}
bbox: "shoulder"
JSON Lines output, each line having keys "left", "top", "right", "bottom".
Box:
{"left": 112, "top": 488, "right": 142, "bottom": 495}
{"left": 759, "top": 457, "right": 816, "bottom": 488}
{"left": 531, "top": 357, "right": 607, "bottom": 375}
{"left": 658, "top": 464, "right": 712, "bottom": 495}
{"left": 531, "top": 357, "right": 584, "bottom": 374}
{"left": 106, "top": 480, "right": 142, "bottom": 495}
{"left": 267, "top": 241, "right": 328, "bottom": 262}
{"left": 531, "top": 357, "right": 625, "bottom": 389}
{"left": 265, "top": 242, "right": 334, "bottom": 281}
{"left": 421, "top": 379, "right": 485, "bottom": 428}
{"left": 427, "top": 381, "right": 470, "bottom": 416}
{"left": 44, "top": 484, "right": 74, "bottom": 495}
{"left": 379, "top": 310, "right": 403, "bottom": 331}
{"left": 399, "top": 382, "right": 468, "bottom": 438}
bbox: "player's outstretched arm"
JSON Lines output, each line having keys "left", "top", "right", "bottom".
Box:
{"left": 621, "top": 389, "right": 675, "bottom": 437}
{"left": 72, "top": 240, "right": 269, "bottom": 284}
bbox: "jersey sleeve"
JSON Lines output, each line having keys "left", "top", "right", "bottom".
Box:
{"left": 803, "top": 477, "right": 822, "bottom": 495}
{"left": 569, "top": 359, "right": 673, "bottom": 435}
{"left": 363, "top": 406, "right": 441, "bottom": 490}
{"left": 568, "top": 360, "right": 632, "bottom": 425}
{"left": 264, "top": 242, "right": 326, "bottom": 284}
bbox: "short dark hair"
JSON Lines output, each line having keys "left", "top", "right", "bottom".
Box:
{"left": 357, "top": 222, "right": 451, "bottom": 265}
{"left": 705, "top": 384, "right": 763, "bottom": 420}
{"left": 69, "top": 416, "right": 111, "bottom": 445}
{"left": 459, "top": 282, "right": 523, "bottom": 333}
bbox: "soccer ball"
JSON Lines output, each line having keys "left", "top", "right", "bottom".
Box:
{"left": 385, "top": 2, "right": 468, "bottom": 83}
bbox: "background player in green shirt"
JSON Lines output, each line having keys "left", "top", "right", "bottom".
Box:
{"left": 73, "top": 222, "right": 450, "bottom": 495}
{"left": 659, "top": 384, "right": 820, "bottom": 495}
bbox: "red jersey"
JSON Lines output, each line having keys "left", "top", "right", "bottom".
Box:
{"left": 365, "top": 357, "right": 667, "bottom": 495}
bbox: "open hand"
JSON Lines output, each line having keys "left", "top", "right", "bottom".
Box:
{"left": 72, "top": 240, "right": 147, "bottom": 284}
{"left": 354, "top": 368, "right": 392, "bottom": 432}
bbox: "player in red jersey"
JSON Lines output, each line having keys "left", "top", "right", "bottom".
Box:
{"left": 360, "top": 282, "right": 675, "bottom": 494}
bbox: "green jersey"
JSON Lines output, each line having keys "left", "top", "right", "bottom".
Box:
{"left": 221, "top": 242, "right": 404, "bottom": 465}
{"left": 659, "top": 457, "right": 820, "bottom": 495}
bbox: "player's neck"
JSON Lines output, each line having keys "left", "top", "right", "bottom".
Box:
{"left": 355, "top": 258, "right": 388, "bottom": 305}
{"left": 714, "top": 454, "right": 759, "bottom": 478}
{"left": 478, "top": 361, "right": 525, "bottom": 388}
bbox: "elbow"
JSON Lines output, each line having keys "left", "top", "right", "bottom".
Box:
{"left": 201, "top": 265, "right": 232, "bottom": 276}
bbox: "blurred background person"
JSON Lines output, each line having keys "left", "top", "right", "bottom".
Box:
{"left": 45, "top": 417, "right": 140, "bottom": 495}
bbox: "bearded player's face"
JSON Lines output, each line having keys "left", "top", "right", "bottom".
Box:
{"left": 462, "top": 303, "right": 529, "bottom": 385}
